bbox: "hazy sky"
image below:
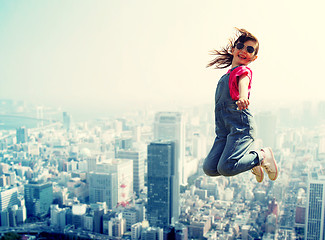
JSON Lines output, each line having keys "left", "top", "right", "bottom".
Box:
{"left": 1, "top": 0, "right": 325, "bottom": 114}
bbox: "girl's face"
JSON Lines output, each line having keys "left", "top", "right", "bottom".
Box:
{"left": 231, "top": 40, "right": 258, "bottom": 67}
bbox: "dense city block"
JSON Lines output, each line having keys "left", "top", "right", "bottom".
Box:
{"left": 1, "top": 99, "right": 325, "bottom": 239}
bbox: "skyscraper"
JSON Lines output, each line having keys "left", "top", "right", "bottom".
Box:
{"left": 117, "top": 149, "right": 145, "bottom": 196}
{"left": 16, "top": 126, "right": 28, "bottom": 144}
{"left": 154, "top": 112, "right": 186, "bottom": 185}
{"left": 50, "top": 204, "right": 67, "bottom": 230}
{"left": 305, "top": 179, "right": 325, "bottom": 240}
{"left": 147, "top": 141, "right": 179, "bottom": 228}
{"left": 0, "top": 187, "right": 19, "bottom": 212}
{"left": 88, "top": 171, "right": 118, "bottom": 209}
{"left": 62, "top": 112, "right": 72, "bottom": 131}
{"left": 24, "top": 182, "right": 53, "bottom": 217}
{"left": 97, "top": 159, "right": 134, "bottom": 206}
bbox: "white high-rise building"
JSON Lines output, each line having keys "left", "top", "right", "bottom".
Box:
{"left": 117, "top": 149, "right": 145, "bottom": 196}
{"left": 154, "top": 112, "right": 186, "bottom": 185}
{"left": 88, "top": 171, "right": 118, "bottom": 209}
{"left": 305, "top": 179, "right": 325, "bottom": 240}
{"left": 96, "top": 158, "right": 134, "bottom": 206}
{"left": 50, "top": 204, "right": 66, "bottom": 230}
{"left": 0, "top": 187, "right": 19, "bottom": 212}
{"left": 50, "top": 205, "right": 59, "bottom": 226}
{"left": 131, "top": 222, "right": 142, "bottom": 240}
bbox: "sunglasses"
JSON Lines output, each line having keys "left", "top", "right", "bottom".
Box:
{"left": 235, "top": 42, "right": 255, "bottom": 54}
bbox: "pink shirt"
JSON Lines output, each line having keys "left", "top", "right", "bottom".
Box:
{"left": 227, "top": 66, "right": 252, "bottom": 101}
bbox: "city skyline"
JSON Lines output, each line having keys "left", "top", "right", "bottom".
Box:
{"left": 1, "top": 97, "right": 325, "bottom": 239}
{"left": 1, "top": 1, "right": 325, "bottom": 117}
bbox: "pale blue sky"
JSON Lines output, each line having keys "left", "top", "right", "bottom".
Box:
{"left": 1, "top": 0, "right": 324, "bottom": 114}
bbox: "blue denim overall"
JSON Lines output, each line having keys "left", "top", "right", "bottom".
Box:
{"left": 203, "top": 66, "right": 262, "bottom": 177}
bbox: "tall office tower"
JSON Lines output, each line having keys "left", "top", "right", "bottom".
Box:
{"left": 154, "top": 112, "right": 186, "bottom": 185}
{"left": 97, "top": 159, "right": 134, "bottom": 206}
{"left": 147, "top": 141, "right": 179, "bottom": 228}
{"left": 16, "top": 126, "right": 28, "bottom": 144}
{"left": 0, "top": 187, "right": 19, "bottom": 212}
{"left": 62, "top": 112, "right": 72, "bottom": 131}
{"left": 0, "top": 187, "right": 21, "bottom": 227}
{"left": 117, "top": 149, "right": 145, "bottom": 196}
{"left": 88, "top": 171, "right": 118, "bottom": 209}
{"left": 255, "top": 112, "right": 277, "bottom": 149}
{"left": 24, "top": 182, "right": 53, "bottom": 217}
{"left": 305, "top": 179, "right": 325, "bottom": 240}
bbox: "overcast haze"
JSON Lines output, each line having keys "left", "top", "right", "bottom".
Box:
{"left": 1, "top": 0, "right": 324, "bottom": 115}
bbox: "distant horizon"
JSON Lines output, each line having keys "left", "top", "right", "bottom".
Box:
{"left": 1, "top": 1, "right": 325, "bottom": 114}
{"left": 2, "top": 97, "right": 325, "bottom": 123}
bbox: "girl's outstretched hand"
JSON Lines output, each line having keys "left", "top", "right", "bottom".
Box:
{"left": 236, "top": 98, "right": 250, "bottom": 110}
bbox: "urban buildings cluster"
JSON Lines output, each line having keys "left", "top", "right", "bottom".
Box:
{"left": 0, "top": 99, "right": 325, "bottom": 240}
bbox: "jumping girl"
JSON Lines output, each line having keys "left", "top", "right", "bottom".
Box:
{"left": 203, "top": 28, "right": 278, "bottom": 182}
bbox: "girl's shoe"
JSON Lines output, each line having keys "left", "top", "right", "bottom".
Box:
{"left": 261, "top": 147, "right": 278, "bottom": 181}
{"left": 251, "top": 165, "right": 264, "bottom": 183}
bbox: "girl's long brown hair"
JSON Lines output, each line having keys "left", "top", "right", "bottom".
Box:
{"left": 207, "top": 28, "right": 259, "bottom": 69}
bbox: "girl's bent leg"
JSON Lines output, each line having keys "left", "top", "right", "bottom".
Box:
{"left": 203, "top": 137, "right": 226, "bottom": 176}
{"left": 217, "top": 133, "right": 261, "bottom": 176}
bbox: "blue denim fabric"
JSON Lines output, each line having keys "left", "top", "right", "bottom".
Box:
{"left": 203, "top": 67, "right": 262, "bottom": 177}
